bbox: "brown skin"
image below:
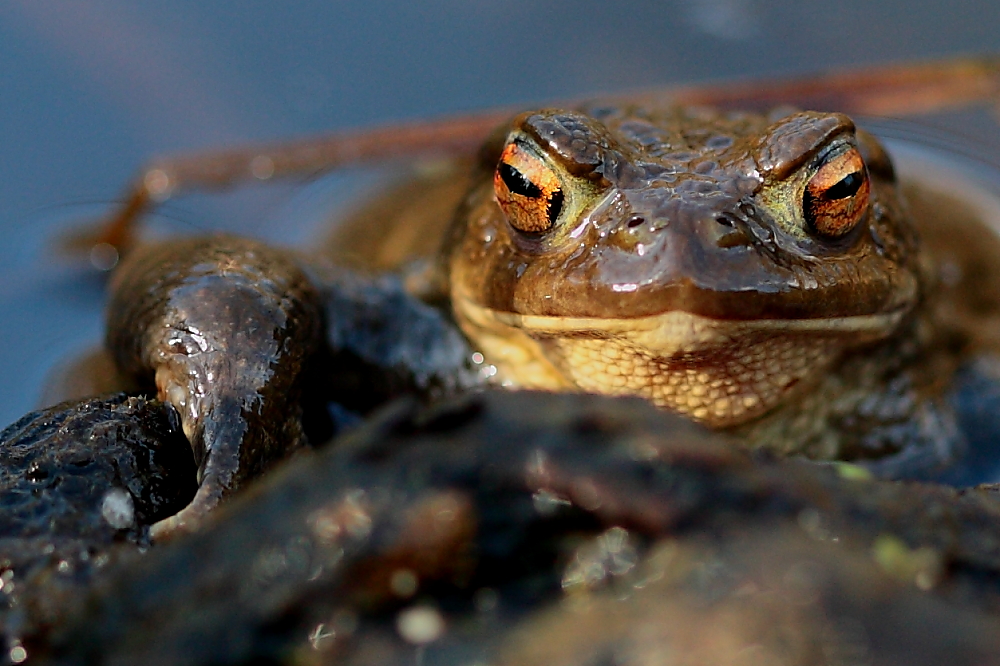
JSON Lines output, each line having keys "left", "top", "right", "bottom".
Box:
{"left": 451, "top": 107, "right": 918, "bottom": 320}
{"left": 447, "top": 106, "right": 925, "bottom": 431}
{"left": 100, "top": 106, "right": 949, "bottom": 522}
{"left": 106, "top": 236, "right": 323, "bottom": 537}
{"left": 324, "top": 103, "right": 973, "bottom": 475}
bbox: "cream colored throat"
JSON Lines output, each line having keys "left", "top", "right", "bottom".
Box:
{"left": 453, "top": 296, "right": 906, "bottom": 428}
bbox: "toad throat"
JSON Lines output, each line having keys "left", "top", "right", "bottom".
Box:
{"left": 453, "top": 293, "right": 910, "bottom": 428}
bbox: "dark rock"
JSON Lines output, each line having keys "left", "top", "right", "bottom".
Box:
{"left": 0, "top": 393, "right": 196, "bottom": 648}
{"left": 28, "top": 391, "right": 1000, "bottom": 665}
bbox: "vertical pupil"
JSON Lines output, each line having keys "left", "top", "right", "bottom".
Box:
{"left": 499, "top": 162, "right": 542, "bottom": 198}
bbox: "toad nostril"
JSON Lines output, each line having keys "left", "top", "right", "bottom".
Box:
{"left": 627, "top": 215, "right": 645, "bottom": 228}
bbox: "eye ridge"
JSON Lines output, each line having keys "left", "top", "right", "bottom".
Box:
{"left": 499, "top": 162, "right": 542, "bottom": 198}
{"left": 820, "top": 170, "right": 864, "bottom": 201}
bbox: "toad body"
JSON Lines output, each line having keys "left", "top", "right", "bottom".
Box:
{"left": 438, "top": 105, "right": 960, "bottom": 474}
{"left": 104, "top": 104, "right": 970, "bottom": 537}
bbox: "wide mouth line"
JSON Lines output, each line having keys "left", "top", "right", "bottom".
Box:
{"left": 459, "top": 295, "right": 909, "bottom": 338}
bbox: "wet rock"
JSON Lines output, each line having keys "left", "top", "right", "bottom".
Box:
{"left": 0, "top": 394, "right": 196, "bottom": 647}
{"left": 495, "top": 527, "right": 1000, "bottom": 666}
{"left": 28, "top": 391, "right": 1000, "bottom": 665}
{"left": 312, "top": 269, "right": 482, "bottom": 418}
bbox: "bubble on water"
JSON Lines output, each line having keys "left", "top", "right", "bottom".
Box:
{"left": 89, "top": 242, "right": 119, "bottom": 271}
{"left": 9, "top": 645, "right": 26, "bottom": 663}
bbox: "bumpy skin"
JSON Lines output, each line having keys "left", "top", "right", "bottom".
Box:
{"left": 453, "top": 107, "right": 918, "bottom": 321}
{"left": 106, "top": 236, "right": 323, "bottom": 536}
{"left": 447, "top": 105, "right": 952, "bottom": 469}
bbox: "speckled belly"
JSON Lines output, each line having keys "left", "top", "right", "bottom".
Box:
{"left": 453, "top": 294, "right": 905, "bottom": 429}
{"left": 545, "top": 333, "right": 842, "bottom": 427}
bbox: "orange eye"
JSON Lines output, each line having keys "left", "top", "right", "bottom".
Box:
{"left": 494, "top": 142, "right": 564, "bottom": 234}
{"left": 803, "top": 147, "right": 870, "bottom": 238}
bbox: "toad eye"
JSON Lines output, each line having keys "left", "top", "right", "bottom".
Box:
{"left": 494, "top": 142, "right": 565, "bottom": 234}
{"left": 803, "top": 146, "right": 870, "bottom": 238}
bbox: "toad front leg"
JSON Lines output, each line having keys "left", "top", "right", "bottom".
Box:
{"left": 106, "top": 236, "right": 323, "bottom": 538}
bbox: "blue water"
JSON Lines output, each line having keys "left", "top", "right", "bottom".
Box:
{"left": 1, "top": 0, "right": 1000, "bottom": 429}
